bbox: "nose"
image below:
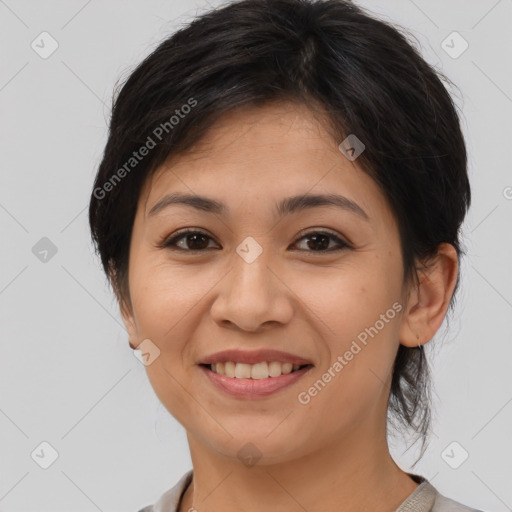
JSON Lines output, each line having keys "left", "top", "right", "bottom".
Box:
{"left": 210, "top": 249, "right": 294, "bottom": 332}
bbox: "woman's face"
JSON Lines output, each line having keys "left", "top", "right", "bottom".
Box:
{"left": 122, "top": 101, "right": 414, "bottom": 464}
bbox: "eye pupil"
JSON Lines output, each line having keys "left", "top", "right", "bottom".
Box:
{"left": 163, "top": 229, "right": 347, "bottom": 253}
{"left": 307, "top": 233, "right": 330, "bottom": 251}
{"left": 187, "top": 233, "right": 209, "bottom": 250}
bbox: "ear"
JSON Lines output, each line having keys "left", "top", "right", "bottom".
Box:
{"left": 119, "top": 298, "right": 140, "bottom": 350}
{"left": 399, "top": 243, "right": 459, "bottom": 348}
{"left": 110, "top": 269, "right": 139, "bottom": 350}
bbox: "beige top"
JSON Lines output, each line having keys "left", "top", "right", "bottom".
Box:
{"left": 137, "top": 471, "right": 483, "bottom": 512}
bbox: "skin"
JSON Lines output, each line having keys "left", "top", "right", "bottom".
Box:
{"left": 119, "top": 101, "right": 458, "bottom": 512}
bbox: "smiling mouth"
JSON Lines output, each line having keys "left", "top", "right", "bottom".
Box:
{"left": 199, "top": 362, "right": 313, "bottom": 379}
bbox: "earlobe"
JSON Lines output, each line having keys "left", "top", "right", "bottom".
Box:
{"left": 109, "top": 269, "right": 139, "bottom": 350}
{"left": 119, "top": 300, "right": 139, "bottom": 350}
{"left": 399, "top": 243, "right": 459, "bottom": 348}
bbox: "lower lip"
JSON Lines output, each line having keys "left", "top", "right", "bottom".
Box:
{"left": 199, "top": 364, "right": 313, "bottom": 398}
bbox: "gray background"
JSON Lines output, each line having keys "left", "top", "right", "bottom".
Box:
{"left": 0, "top": 0, "right": 511, "bottom": 511}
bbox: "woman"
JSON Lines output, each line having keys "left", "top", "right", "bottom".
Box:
{"left": 89, "top": 0, "right": 482, "bottom": 510}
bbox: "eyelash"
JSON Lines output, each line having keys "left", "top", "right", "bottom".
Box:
{"left": 157, "top": 228, "right": 351, "bottom": 253}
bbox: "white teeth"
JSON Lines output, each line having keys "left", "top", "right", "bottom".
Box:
{"left": 269, "top": 361, "right": 284, "bottom": 377}
{"left": 235, "top": 363, "right": 252, "bottom": 379}
{"left": 209, "top": 361, "right": 303, "bottom": 378}
{"left": 251, "top": 362, "right": 268, "bottom": 380}
{"left": 224, "top": 361, "right": 236, "bottom": 378}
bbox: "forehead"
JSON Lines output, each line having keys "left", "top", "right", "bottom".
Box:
{"left": 160, "top": 101, "right": 336, "bottom": 172}
{"left": 139, "top": 101, "right": 388, "bottom": 223}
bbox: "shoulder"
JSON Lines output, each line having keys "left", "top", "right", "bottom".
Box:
{"left": 398, "top": 474, "right": 485, "bottom": 512}
{"left": 137, "top": 471, "right": 486, "bottom": 512}
{"left": 432, "top": 492, "right": 485, "bottom": 512}
{"left": 135, "top": 470, "right": 193, "bottom": 512}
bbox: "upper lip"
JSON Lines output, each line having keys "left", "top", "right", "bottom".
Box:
{"left": 198, "top": 349, "right": 314, "bottom": 366}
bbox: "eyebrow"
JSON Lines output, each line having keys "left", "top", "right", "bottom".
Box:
{"left": 148, "top": 192, "right": 369, "bottom": 220}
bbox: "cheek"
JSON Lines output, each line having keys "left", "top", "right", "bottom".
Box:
{"left": 290, "top": 257, "right": 402, "bottom": 338}
{"left": 299, "top": 297, "right": 401, "bottom": 432}
{"left": 129, "top": 257, "right": 204, "bottom": 336}
{"left": 292, "top": 260, "right": 403, "bottom": 397}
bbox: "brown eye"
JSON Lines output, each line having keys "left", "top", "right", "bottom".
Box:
{"left": 158, "top": 229, "right": 350, "bottom": 253}
{"left": 161, "top": 230, "right": 219, "bottom": 251}
{"left": 292, "top": 231, "right": 349, "bottom": 252}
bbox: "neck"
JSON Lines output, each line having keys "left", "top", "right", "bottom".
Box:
{"left": 179, "top": 421, "right": 419, "bottom": 512}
